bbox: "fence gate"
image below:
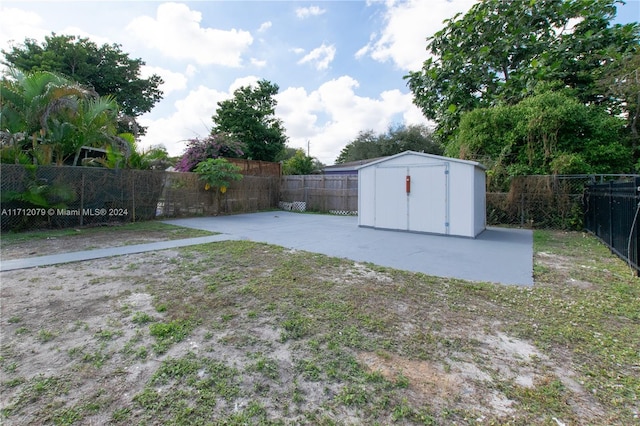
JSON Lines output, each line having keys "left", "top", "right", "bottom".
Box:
{"left": 584, "top": 177, "right": 640, "bottom": 275}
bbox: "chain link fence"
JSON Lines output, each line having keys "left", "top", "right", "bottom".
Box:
{"left": 1, "top": 164, "right": 280, "bottom": 231}
{"left": 487, "top": 175, "right": 638, "bottom": 230}
{"left": 1, "top": 164, "right": 165, "bottom": 231}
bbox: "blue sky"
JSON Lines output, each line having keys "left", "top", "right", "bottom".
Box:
{"left": 1, "top": 1, "right": 639, "bottom": 165}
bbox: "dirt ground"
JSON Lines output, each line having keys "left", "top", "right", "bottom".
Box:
{"left": 0, "top": 228, "right": 633, "bottom": 425}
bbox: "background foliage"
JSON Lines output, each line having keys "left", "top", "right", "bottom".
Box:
{"left": 405, "top": 0, "right": 640, "bottom": 185}
{"left": 211, "top": 80, "right": 287, "bottom": 162}
{"left": 2, "top": 33, "right": 164, "bottom": 136}
{"left": 336, "top": 124, "right": 442, "bottom": 164}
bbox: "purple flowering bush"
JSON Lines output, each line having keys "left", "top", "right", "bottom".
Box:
{"left": 175, "top": 133, "right": 245, "bottom": 172}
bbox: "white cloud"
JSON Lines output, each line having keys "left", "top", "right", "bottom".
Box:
{"left": 296, "top": 6, "right": 326, "bottom": 19}
{"left": 185, "top": 64, "right": 198, "bottom": 77}
{"left": 138, "top": 85, "right": 225, "bottom": 156}
{"left": 0, "top": 7, "right": 46, "bottom": 49}
{"left": 360, "top": 0, "right": 476, "bottom": 70}
{"left": 138, "top": 77, "right": 263, "bottom": 156}
{"left": 126, "top": 2, "right": 253, "bottom": 66}
{"left": 258, "top": 21, "right": 272, "bottom": 32}
{"left": 250, "top": 58, "right": 267, "bottom": 68}
{"left": 140, "top": 65, "right": 187, "bottom": 96}
{"left": 0, "top": 9, "right": 110, "bottom": 57}
{"left": 297, "top": 43, "right": 336, "bottom": 71}
{"left": 229, "top": 76, "right": 261, "bottom": 93}
{"left": 277, "top": 76, "right": 430, "bottom": 165}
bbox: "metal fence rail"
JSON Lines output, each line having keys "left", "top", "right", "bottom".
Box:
{"left": 584, "top": 177, "right": 640, "bottom": 275}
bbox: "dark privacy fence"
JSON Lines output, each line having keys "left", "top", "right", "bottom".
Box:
{"left": 584, "top": 177, "right": 640, "bottom": 275}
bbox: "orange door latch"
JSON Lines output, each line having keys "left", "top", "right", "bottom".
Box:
{"left": 406, "top": 175, "right": 411, "bottom": 193}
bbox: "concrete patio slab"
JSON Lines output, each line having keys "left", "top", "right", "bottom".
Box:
{"left": 163, "top": 211, "right": 534, "bottom": 286}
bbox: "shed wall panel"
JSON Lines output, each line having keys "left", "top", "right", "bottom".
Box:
{"left": 408, "top": 165, "right": 447, "bottom": 234}
{"left": 474, "top": 168, "right": 487, "bottom": 236}
{"left": 358, "top": 167, "right": 375, "bottom": 226}
{"left": 374, "top": 167, "right": 408, "bottom": 230}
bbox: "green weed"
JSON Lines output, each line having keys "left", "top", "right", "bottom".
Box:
{"left": 149, "top": 318, "right": 196, "bottom": 354}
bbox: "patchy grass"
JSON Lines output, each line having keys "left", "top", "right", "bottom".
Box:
{"left": 1, "top": 228, "right": 639, "bottom": 425}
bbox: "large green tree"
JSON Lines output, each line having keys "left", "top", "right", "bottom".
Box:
{"left": 212, "top": 80, "right": 287, "bottom": 162}
{"left": 2, "top": 33, "right": 163, "bottom": 135}
{"left": 598, "top": 51, "right": 640, "bottom": 158}
{"left": 449, "top": 90, "right": 631, "bottom": 189}
{"left": 336, "top": 124, "right": 442, "bottom": 163}
{"left": 405, "top": 0, "right": 640, "bottom": 144}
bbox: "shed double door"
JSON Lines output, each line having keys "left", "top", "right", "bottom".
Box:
{"left": 374, "top": 164, "right": 448, "bottom": 234}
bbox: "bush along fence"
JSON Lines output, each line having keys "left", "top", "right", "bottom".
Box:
{"left": 584, "top": 176, "right": 640, "bottom": 275}
{"left": 0, "top": 164, "right": 280, "bottom": 231}
{"left": 486, "top": 175, "right": 594, "bottom": 230}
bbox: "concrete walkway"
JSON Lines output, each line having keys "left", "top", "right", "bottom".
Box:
{"left": 1, "top": 211, "right": 533, "bottom": 286}
{"left": 0, "top": 234, "right": 238, "bottom": 272}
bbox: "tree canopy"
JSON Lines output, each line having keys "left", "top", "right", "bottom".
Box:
{"left": 211, "top": 80, "right": 287, "bottom": 162}
{"left": 405, "top": 0, "right": 640, "bottom": 144}
{"left": 449, "top": 90, "right": 630, "bottom": 188}
{"left": 2, "top": 33, "right": 164, "bottom": 135}
{"left": 336, "top": 124, "right": 442, "bottom": 164}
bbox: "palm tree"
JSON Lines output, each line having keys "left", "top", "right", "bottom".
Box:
{"left": 1, "top": 68, "right": 93, "bottom": 164}
{"left": 1, "top": 68, "right": 132, "bottom": 166}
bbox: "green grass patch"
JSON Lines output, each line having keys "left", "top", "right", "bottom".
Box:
{"left": 149, "top": 318, "right": 198, "bottom": 354}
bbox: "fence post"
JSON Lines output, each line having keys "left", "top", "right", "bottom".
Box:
{"left": 132, "top": 172, "right": 136, "bottom": 223}
{"left": 608, "top": 180, "right": 614, "bottom": 250}
{"left": 345, "top": 177, "right": 349, "bottom": 212}
{"left": 303, "top": 175, "right": 307, "bottom": 206}
{"left": 80, "top": 172, "right": 85, "bottom": 226}
{"left": 322, "top": 175, "right": 326, "bottom": 212}
{"left": 627, "top": 177, "right": 640, "bottom": 277}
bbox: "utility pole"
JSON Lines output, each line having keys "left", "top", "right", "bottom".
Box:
{"left": 307, "top": 140, "right": 310, "bottom": 156}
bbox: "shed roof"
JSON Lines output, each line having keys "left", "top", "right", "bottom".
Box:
{"left": 355, "top": 150, "right": 486, "bottom": 170}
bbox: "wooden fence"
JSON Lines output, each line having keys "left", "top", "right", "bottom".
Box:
{"left": 224, "top": 158, "right": 281, "bottom": 176}
{"left": 158, "top": 172, "right": 279, "bottom": 217}
{"left": 280, "top": 175, "right": 358, "bottom": 213}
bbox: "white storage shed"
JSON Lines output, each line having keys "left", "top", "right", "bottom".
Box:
{"left": 357, "top": 151, "right": 486, "bottom": 238}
